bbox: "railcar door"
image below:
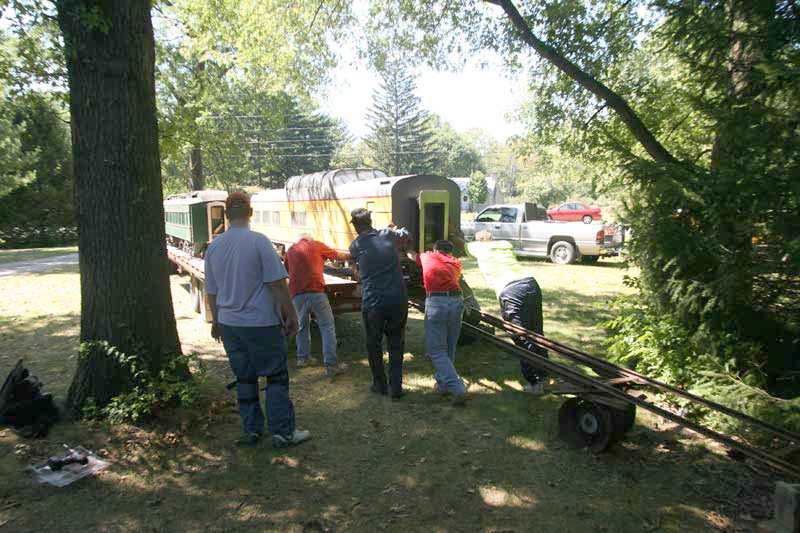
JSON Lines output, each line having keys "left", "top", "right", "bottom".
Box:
{"left": 417, "top": 190, "right": 449, "bottom": 253}
{"left": 207, "top": 202, "right": 227, "bottom": 240}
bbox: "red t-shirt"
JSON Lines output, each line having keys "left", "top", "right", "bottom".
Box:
{"left": 418, "top": 251, "right": 462, "bottom": 293}
{"left": 286, "top": 238, "right": 338, "bottom": 296}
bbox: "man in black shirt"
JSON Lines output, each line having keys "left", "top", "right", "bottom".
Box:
{"left": 349, "top": 208, "right": 409, "bottom": 399}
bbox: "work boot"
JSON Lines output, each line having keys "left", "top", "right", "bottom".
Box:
{"left": 325, "top": 362, "right": 349, "bottom": 378}
{"left": 370, "top": 382, "right": 387, "bottom": 396}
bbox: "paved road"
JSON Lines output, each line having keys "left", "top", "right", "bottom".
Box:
{"left": 0, "top": 253, "right": 79, "bottom": 277}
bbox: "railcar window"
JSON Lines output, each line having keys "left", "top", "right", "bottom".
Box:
{"left": 254, "top": 211, "right": 261, "bottom": 224}
{"left": 273, "top": 212, "right": 280, "bottom": 225}
{"left": 263, "top": 210, "right": 270, "bottom": 224}
{"left": 291, "top": 212, "right": 306, "bottom": 226}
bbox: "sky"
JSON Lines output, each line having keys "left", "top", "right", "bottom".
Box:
{"left": 315, "top": 51, "right": 530, "bottom": 142}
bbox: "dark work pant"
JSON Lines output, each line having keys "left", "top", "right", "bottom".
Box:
{"left": 362, "top": 303, "right": 408, "bottom": 394}
{"left": 220, "top": 324, "right": 295, "bottom": 438}
{"left": 498, "top": 278, "right": 548, "bottom": 386}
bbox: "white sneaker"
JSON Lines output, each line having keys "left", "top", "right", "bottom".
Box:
{"left": 272, "top": 429, "right": 312, "bottom": 448}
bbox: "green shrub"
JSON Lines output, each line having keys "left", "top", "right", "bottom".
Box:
{"left": 81, "top": 342, "right": 205, "bottom": 425}
{"left": 603, "top": 280, "right": 800, "bottom": 436}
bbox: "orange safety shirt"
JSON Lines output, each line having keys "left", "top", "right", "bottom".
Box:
{"left": 286, "top": 238, "right": 338, "bottom": 296}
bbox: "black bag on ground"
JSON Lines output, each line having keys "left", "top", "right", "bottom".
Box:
{"left": 0, "top": 360, "right": 60, "bottom": 437}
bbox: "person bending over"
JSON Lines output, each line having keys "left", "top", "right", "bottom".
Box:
{"left": 409, "top": 239, "right": 468, "bottom": 405}
{"left": 348, "top": 208, "right": 409, "bottom": 399}
{"left": 466, "top": 230, "right": 549, "bottom": 393}
{"left": 204, "top": 191, "right": 310, "bottom": 448}
{"left": 286, "top": 233, "right": 351, "bottom": 376}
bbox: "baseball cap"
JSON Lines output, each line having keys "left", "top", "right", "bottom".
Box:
{"left": 226, "top": 191, "right": 250, "bottom": 210}
{"left": 350, "top": 207, "right": 371, "bottom": 224}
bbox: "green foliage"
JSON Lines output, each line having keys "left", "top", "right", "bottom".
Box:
{"left": 467, "top": 172, "right": 488, "bottom": 204}
{"left": 365, "top": 59, "right": 435, "bottom": 175}
{"left": 425, "top": 114, "right": 484, "bottom": 177}
{"left": 154, "top": 0, "right": 353, "bottom": 190}
{"left": 604, "top": 281, "right": 800, "bottom": 434}
{"left": 0, "top": 91, "right": 74, "bottom": 247}
{"left": 504, "top": 141, "right": 597, "bottom": 208}
{"left": 80, "top": 341, "right": 205, "bottom": 425}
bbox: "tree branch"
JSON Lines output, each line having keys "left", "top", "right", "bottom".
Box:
{"left": 485, "top": 0, "right": 677, "bottom": 164}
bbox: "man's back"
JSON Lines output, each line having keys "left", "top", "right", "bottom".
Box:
{"left": 349, "top": 228, "right": 407, "bottom": 310}
{"left": 466, "top": 240, "right": 529, "bottom": 296}
{"left": 286, "top": 238, "right": 337, "bottom": 296}
{"left": 204, "top": 227, "right": 287, "bottom": 327}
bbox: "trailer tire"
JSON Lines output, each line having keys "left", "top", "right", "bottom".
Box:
{"left": 550, "top": 241, "right": 576, "bottom": 264}
{"left": 559, "top": 398, "right": 615, "bottom": 453}
{"left": 611, "top": 404, "right": 636, "bottom": 442}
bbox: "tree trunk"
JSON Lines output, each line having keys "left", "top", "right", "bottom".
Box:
{"left": 709, "top": 0, "right": 762, "bottom": 367}
{"left": 57, "top": 0, "right": 183, "bottom": 416}
{"left": 190, "top": 145, "right": 204, "bottom": 190}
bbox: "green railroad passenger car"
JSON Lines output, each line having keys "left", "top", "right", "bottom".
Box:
{"left": 164, "top": 190, "right": 228, "bottom": 256}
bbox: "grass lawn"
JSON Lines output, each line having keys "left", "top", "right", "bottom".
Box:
{"left": 0, "top": 246, "right": 78, "bottom": 265}
{"left": 0, "top": 257, "right": 775, "bottom": 532}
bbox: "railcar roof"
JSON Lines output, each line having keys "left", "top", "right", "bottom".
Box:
{"left": 252, "top": 168, "right": 392, "bottom": 202}
{"left": 164, "top": 190, "right": 228, "bottom": 205}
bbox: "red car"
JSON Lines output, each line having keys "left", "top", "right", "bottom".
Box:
{"left": 547, "top": 202, "right": 602, "bottom": 224}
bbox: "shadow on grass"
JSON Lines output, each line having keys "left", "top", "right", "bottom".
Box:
{"left": 0, "top": 292, "right": 761, "bottom": 532}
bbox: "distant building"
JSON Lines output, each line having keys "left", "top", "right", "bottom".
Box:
{"left": 449, "top": 176, "right": 504, "bottom": 211}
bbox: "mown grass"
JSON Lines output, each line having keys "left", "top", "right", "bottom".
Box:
{"left": 0, "top": 256, "right": 772, "bottom": 532}
{"left": 0, "top": 246, "right": 78, "bottom": 265}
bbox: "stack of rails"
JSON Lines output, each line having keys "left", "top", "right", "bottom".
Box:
{"left": 408, "top": 299, "right": 800, "bottom": 479}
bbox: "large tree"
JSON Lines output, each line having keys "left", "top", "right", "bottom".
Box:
{"left": 154, "top": 0, "right": 353, "bottom": 191}
{"left": 365, "top": 60, "right": 435, "bottom": 175}
{"left": 369, "top": 0, "right": 799, "bottom": 379}
{"left": 56, "top": 0, "right": 183, "bottom": 414}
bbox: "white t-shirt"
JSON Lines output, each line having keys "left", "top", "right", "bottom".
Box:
{"left": 204, "top": 227, "right": 288, "bottom": 327}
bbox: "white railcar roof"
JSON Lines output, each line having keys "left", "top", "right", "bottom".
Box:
{"left": 164, "top": 190, "right": 228, "bottom": 205}
{"left": 252, "top": 168, "right": 392, "bottom": 203}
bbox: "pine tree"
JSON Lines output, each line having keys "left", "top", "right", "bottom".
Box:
{"left": 365, "top": 62, "right": 434, "bottom": 175}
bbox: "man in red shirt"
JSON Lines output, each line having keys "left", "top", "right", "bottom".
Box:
{"left": 286, "top": 233, "right": 351, "bottom": 376}
{"left": 410, "top": 239, "right": 468, "bottom": 405}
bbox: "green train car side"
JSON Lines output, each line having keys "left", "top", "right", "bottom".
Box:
{"left": 164, "top": 190, "right": 228, "bottom": 256}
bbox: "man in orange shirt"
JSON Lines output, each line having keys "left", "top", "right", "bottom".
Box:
{"left": 285, "top": 233, "right": 351, "bottom": 376}
{"left": 410, "top": 239, "right": 468, "bottom": 405}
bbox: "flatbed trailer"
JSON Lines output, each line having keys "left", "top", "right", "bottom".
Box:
{"left": 166, "top": 246, "right": 361, "bottom": 322}
{"left": 408, "top": 299, "right": 800, "bottom": 479}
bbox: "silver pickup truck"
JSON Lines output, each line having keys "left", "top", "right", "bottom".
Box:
{"left": 461, "top": 203, "right": 623, "bottom": 264}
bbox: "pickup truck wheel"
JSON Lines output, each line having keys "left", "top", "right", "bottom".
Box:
{"left": 550, "top": 241, "right": 576, "bottom": 264}
{"left": 582, "top": 215, "right": 593, "bottom": 224}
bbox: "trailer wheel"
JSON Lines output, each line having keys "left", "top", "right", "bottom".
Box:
{"left": 559, "top": 398, "right": 615, "bottom": 453}
{"left": 611, "top": 404, "right": 636, "bottom": 442}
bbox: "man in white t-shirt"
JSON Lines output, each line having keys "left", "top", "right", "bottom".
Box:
{"left": 205, "top": 191, "right": 310, "bottom": 448}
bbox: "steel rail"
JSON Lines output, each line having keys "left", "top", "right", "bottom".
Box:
{"left": 476, "top": 311, "right": 800, "bottom": 443}
{"left": 408, "top": 300, "right": 800, "bottom": 478}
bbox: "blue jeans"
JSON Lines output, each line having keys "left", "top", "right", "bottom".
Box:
{"left": 293, "top": 291, "right": 337, "bottom": 366}
{"left": 424, "top": 295, "right": 466, "bottom": 396}
{"left": 220, "top": 324, "right": 295, "bottom": 437}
